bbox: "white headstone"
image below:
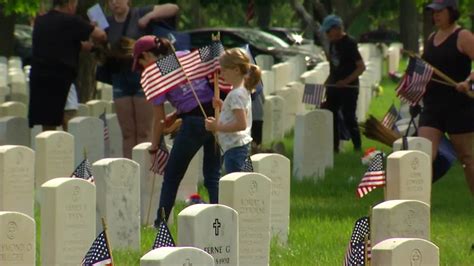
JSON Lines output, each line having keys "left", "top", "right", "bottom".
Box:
{"left": 93, "top": 158, "right": 141, "bottom": 250}
{"left": 293, "top": 110, "right": 333, "bottom": 180}
{"left": 275, "top": 86, "right": 299, "bottom": 133}
{"left": 219, "top": 172, "right": 272, "bottom": 266}
{"left": 372, "top": 238, "right": 439, "bottom": 266}
{"left": 40, "top": 178, "right": 96, "bottom": 266}
{"left": 0, "top": 145, "right": 34, "bottom": 217}
{"left": 133, "top": 142, "right": 163, "bottom": 226}
{"left": 178, "top": 204, "right": 238, "bottom": 266}
{"left": 261, "top": 70, "right": 275, "bottom": 96}
{"left": 272, "top": 62, "right": 292, "bottom": 92}
{"left": 251, "top": 153, "right": 290, "bottom": 245}
{"left": 262, "top": 95, "right": 286, "bottom": 145}
{"left": 372, "top": 200, "right": 430, "bottom": 245}
{"left": 255, "top": 55, "right": 274, "bottom": 71}
{"left": 106, "top": 113, "right": 123, "bottom": 158}
{"left": 0, "top": 116, "right": 30, "bottom": 146}
{"left": 35, "top": 131, "right": 74, "bottom": 190}
{"left": 77, "top": 103, "right": 90, "bottom": 117}
{"left": 0, "top": 211, "right": 35, "bottom": 266}
{"left": 141, "top": 247, "right": 215, "bottom": 266}
{"left": 0, "top": 101, "right": 27, "bottom": 117}
{"left": 386, "top": 151, "right": 432, "bottom": 205}
{"left": 86, "top": 99, "right": 109, "bottom": 117}
{"left": 392, "top": 137, "right": 432, "bottom": 159}
{"left": 68, "top": 116, "right": 105, "bottom": 166}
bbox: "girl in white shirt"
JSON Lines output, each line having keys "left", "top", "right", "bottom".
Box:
{"left": 205, "top": 48, "right": 262, "bottom": 173}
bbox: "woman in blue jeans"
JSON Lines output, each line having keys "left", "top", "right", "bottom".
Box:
{"left": 133, "top": 36, "right": 220, "bottom": 223}
{"left": 205, "top": 48, "right": 261, "bottom": 173}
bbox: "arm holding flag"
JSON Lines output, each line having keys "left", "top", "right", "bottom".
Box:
{"left": 455, "top": 30, "right": 474, "bottom": 93}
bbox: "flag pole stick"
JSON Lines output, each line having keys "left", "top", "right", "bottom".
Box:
{"left": 101, "top": 217, "right": 114, "bottom": 265}
{"left": 170, "top": 45, "right": 208, "bottom": 118}
{"left": 212, "top": 32, "right": 221, "bottom": 120}
{"left": 146, "top": 171, "right": 157, "bottom": 226}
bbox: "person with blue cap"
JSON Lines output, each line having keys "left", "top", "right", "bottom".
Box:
{"left": 321, "top": 14, "right": 366, "bottom": 153}
{"left": 420, "top": 0, "right": 474, "bottom": 198}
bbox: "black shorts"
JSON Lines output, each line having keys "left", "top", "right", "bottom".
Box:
{"left": 419, "top": 104, "right": 474, "bottom": 134}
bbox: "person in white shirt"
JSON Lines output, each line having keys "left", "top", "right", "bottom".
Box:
{"left": 205, "top": 48, "right": 261, "bottom": 173}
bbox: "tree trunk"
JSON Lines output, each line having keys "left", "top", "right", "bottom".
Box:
{"left": 422, "top": 4, "right": 434, "bottom": 44}
{"left": 399, "top": 0, "right": 419, "bottom": 53}
{"left": 256, "top": 0, "right": 271, "bottom": 29}
{"left": 189, "top": 0, "right": 203, "bottom": 28}
{"left": 0, "top": 9, "right": 16, "bottom": 58}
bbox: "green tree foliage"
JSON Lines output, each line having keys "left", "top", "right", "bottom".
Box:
{"left": 0, "top": 0, "right": 39, "bottom": 16}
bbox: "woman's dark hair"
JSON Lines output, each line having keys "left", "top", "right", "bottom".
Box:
{"left": 447, "top": 7, "right": 460, "bottom": 23}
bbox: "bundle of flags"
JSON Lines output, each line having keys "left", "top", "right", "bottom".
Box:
{"left": 302, "top": 84, "right": 326, "bottom": 107}
{"left": 150, "top": 138, "right": 170, "bottom": 176}
{"left": 396, "top": 56, "right": 434, "bottom": 105}
{"left": 357, "top": 152, "right": 385, "bottom": 198}
{"left": 343, "top": 216, "right": 371, "bottom": 265}
{"left": 82, "top": 231, "right": 112, "bottom": 266}
{"left": 381, "top": 104, "right": 399, "bottom": 130}
{"left": 140, "top": 41, "right": 229, "bottom": 101}
{"left": 71, "top": 157, "right": 94, "bottom": 183}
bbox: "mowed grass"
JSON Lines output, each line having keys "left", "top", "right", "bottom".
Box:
{"left": 37, "top": 61, "right": 474, "bottom": 265}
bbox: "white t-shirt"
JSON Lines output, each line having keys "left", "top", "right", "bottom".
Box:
{"left": 218, "top": 86, "right": 253, "bottom": 153}
{"left": 64, "top": 83, "right": 79, "bottom": 111}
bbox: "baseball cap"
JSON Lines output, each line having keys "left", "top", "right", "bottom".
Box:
{"left": 426, "top": 0, "right": 458, "bottom": 10}
{"left": 320, "top": 15, "right": 343, "bottom": 33}
{"left": 132, "top": 35, "right": 158, "bottom": 72}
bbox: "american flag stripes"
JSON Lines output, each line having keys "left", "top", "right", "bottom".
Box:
{"left": 152, "top": 218, "right": 175, "bottom": 249}
{"left": 302, "top": 84, "right": 326, "bottom": 107}
{"left": 140, "top": 52, "right": 188, "bottom": 101}
{"left": 343, "top": 216, "right": 371, "bottom": 266}
{"left": 396, "top": 57, "right": 434, "bottom": 105}
{"left": 71, "top": 158, "right": 94, "bottom": 182}
{"left": 179, "top": 41, "right": 224, "bottom": 81}
{"left": 357, "top": 152, "right": 385, "bottom": 198}
{"left": 381, "top": 104, "right": 399, "bottom": 130}
{"left": 243, "top": 155, "right": 254, "bottom": 172}
{"left": 82, "top": 231, "right": 112, "bottom": 266}
{"left": 150, "top": 138, "right": 169, "bottom": 176}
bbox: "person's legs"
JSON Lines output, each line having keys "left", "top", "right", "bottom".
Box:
{"left": 202, "top": 133, "right": 222, "bottom": 204}
{"left": 223, "top": 145, "right": 250, "bottom": 174}
{"left": 341, "top": 89, "right": 361, "bottom": 151}
{"left": 324, "top": 89, "right": 342, "bottom": 152}
{"left": 132, "top": 96, "right": 153, "bottom": 145}
{"left": 418, "top": 126, "right": 444, "bottom": 161}
{"left": 449, "top": 132, "right": 474, "bottom": 196}
{"left": 114, "top": 96, "right": 137, "bottom": 158}
{"left": 156, "top": 117, "right": 204, "bottom": 223}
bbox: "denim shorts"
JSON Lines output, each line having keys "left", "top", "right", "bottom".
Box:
{"left": 223, "top": 144, "right": 250, "bottom": 174}
{"left": 112, "top": 71, "right": 146, "bottom": 99}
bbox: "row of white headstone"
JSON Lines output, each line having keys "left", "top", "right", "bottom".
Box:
{"left": 0, "top": 146, "right": 291, "bottom": 266}
{"left": 370, "top": 136, "right": 439, "bottom": 265}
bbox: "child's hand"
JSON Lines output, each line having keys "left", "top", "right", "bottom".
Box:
{"left": 205, "top": 117, "right": 217, "bottom": 132}
{"left": 212, "top": 97, "right": 223, "bottom": 110}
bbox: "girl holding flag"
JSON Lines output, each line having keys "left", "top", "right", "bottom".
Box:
{"left": 133, "top": 35, "right": 220, "bottom": 223}
{"left": 204, "top": 48, "right": 261, "bottom": 173}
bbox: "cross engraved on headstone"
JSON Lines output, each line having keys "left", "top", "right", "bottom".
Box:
{"left": 410, "top": 249, "right": 422, "bottom": 266}
{"left": 213, "top": 218, "right": 221, "bottom": 236}
{"left": 183, "top": 258, "right": 192, "bottom": 266}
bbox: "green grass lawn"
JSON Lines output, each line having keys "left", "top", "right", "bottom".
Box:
{"left": 36, "top": 61, "right": 474, "bottom": 265}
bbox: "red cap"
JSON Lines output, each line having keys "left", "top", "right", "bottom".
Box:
{"left": 132, "top": 35, "right": 158, "bottom": 72}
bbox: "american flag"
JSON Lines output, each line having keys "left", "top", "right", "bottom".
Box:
{"left": 82, "top": 231, "right": 112, "bottom": 266}
{"left": 179, "top": 41, "right": 224, "bottom": 81}
{"left": 99, "top": 111, "right": 110, "bottom": 157}
{"left": 152, "top": 217, "right": 175, "bottom": 249}
{"left": 302, "top": 84, "right": 326, "bottom": 107}
{"left": 208, "top": 73, "right": 233, "bottom": 93}
{"left": 396, "top": 57, "right": 433, "bottom": 105}
{"left": 149, "top": 138, "right": 169, "bottom": 175}
{"left": 357, "top": 152, "right": 385, "bottom": 198}
{"left": 141, "top": 52, "right": 188, "bottom": 101}
{"left": 71, "top": 158, "right": 94, "bottom": 183}
{"left": 343, "top": 216, "right": 371, "bottom": 266}
{"left": 243, "top": 155, "right": 254, "bottom": 172}
{"left": 381, "top": 104, "right": 399, "bottom": 130}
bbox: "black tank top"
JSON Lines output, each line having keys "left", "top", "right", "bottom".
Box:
{"left": 422, "top": 28, "right": 472, "bottom": 107}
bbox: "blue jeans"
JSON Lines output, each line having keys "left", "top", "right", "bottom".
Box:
{"left": 155, "top": 116, "right": 221, "bottom": 224}
{"left": 223, "top": 144, "right": 250, "bottom": 174}
{"left": 111, "top": 71, "right": 145, "bottom": 99}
